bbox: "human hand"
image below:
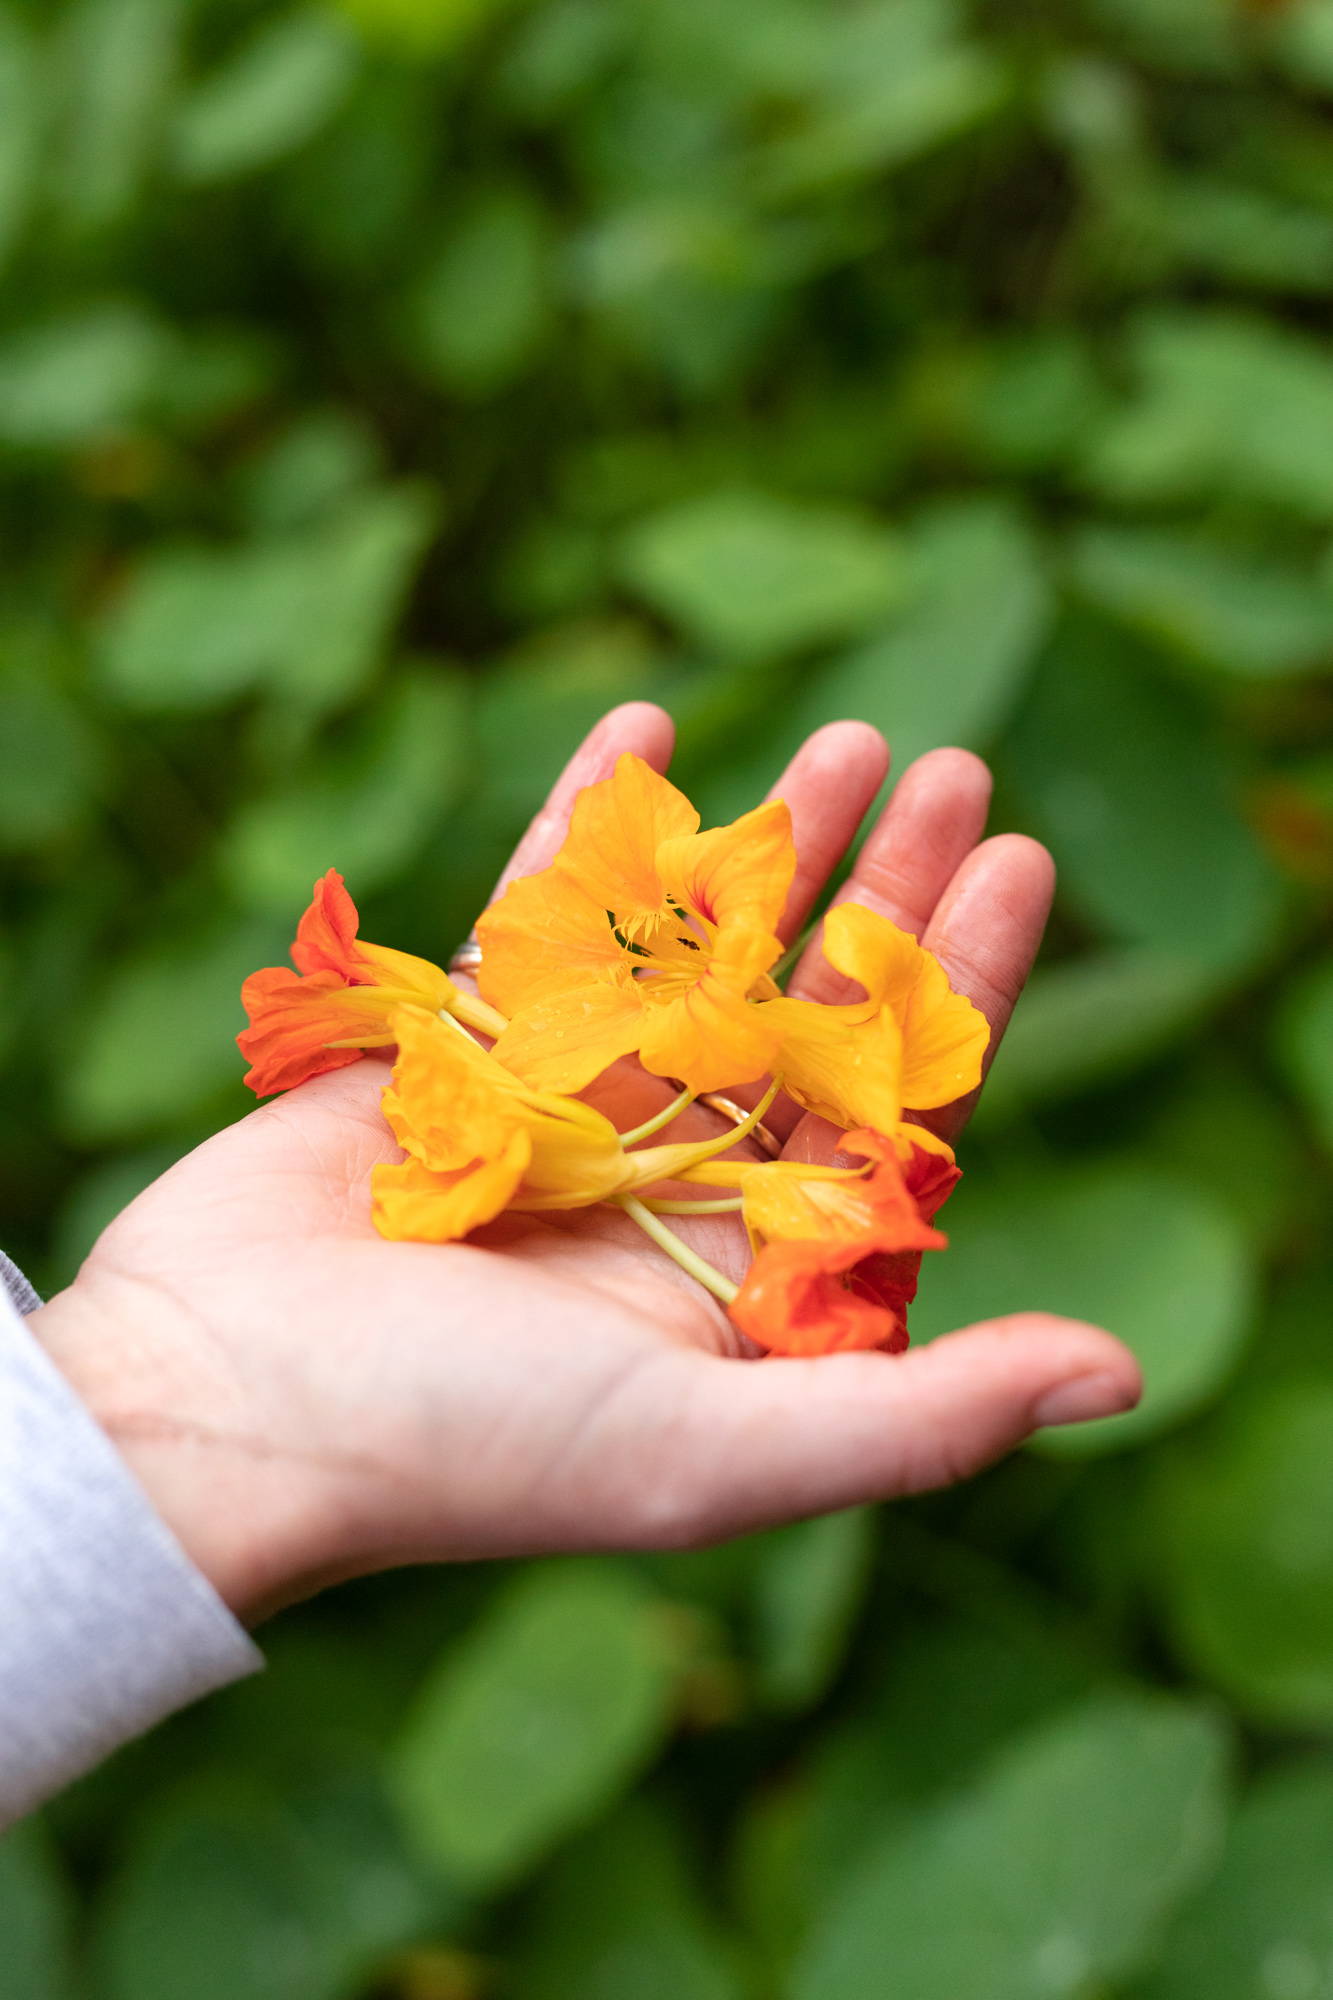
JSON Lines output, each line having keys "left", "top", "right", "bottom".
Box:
{"left": 29, "top": 706, "right": 1139, "bottom": 1622}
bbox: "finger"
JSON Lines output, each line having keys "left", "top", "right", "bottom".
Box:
{"left": 787, "top": 747, "right": 992, "bottom": 1003}
{"left": 486, "top": 702, "right": 676, "bottom": 906}
{"left": 765, "top": 721, "right": 890, "bottom": 944}
{"left": 916, "top": 832, "right": 1055, "bottom": 1145}
{"left": 648, "top": 1316, "right": 1139, "bottom": 1544}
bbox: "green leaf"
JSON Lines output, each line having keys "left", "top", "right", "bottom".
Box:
{"left": 1133, "top": 1759, "right": 1333, "bottom": 2000}
{"left": 807, "top": 496, "right": 1052, "bottom": 769}
{"left": 618, "top": 490, "right": 904, "bottom": 659}
{"left": 974, "top": 950, "right": 1230, "bottom": 1129}
{"left": 390, "top": 1561, "right": 682, "bottom": 1892}
{"left": 750, "top": 1509, "right": 873, "bottom": 1714}
{"left": 511, "top": 1800, "right": 746, "bottom": 2000}
{"left": 172, "top": 12, "right": 359, "bottom": 185}
{"left": 61, "top": 913, "right": 287, "bottom": 1140}
{"left": 98, "top": 484, "right": 439, "bottom": 713}
{"left": 1003, "top": 617, "right": 1283, "bottom": 969}
{"left": 237, "top": 409, "right": 384, "bottom": 532}
{"left": 753, "top": 1, "right": 1006, "bottom": 199}
{"left": 1275, "top": 952, "right": 1333, "bottom": 1156}
{"left": 0, "top": 304, "right": 172, "bottom": 447}
{"left": 792, "top": 1694, "right": 1231, "bottom": 2000}
{"left": 0, "top": 1824, "right": 78, "bottom": 2000}
{"left": 1070, "top": 521, "right": 1333, "bottom": 678}
{"left": 171, "top": 13, "right": 358, "bottom": 188}
{"left": 1158, "top": 1380, "right": 1333, "bottom": 1726}
{"left": 226, "top": 668, "right": 468, "bottom": 910}
{"left": 95, "top": 1770, "right": 441, "bottom": 2000}
{"left": 0, "top": 8, "right": 42, "bottom": 271}
{"left": 1271, "top": 0, "right": 1333, "bottom": 93}
{"left": 0, "top": 655, "right": 105, "bottom": 853}
{"left": 406, "top": 187, "right": 552, "bottom": 396}
{"left": 1084, "top": 309, "right": 1333, "bottom": 518}
{"left": 53, "top": 0, "right": 182, "bottom": 231}
{"left": 333, "top": 0, "right": 525, "bottom": 58}
{"left": 911, "top": 1160, "right": 1256, "bottom": 1456}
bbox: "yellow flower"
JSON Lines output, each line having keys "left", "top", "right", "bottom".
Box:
{"left": 372, "top": 1006, "right": 778, "bottom": 1243}
{"left": 476, "top": 754, "right": 795, "bottom": 1097}
{"left": 764, "top": 902, "right": 990, "bottom": 1135}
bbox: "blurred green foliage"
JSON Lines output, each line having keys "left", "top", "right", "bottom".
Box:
{"left": 3, "top": 0, "right": 1333, "bottom": 1991}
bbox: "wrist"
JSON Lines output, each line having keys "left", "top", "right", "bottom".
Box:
{"left": 25, "top": 1280, "right": 341, "bottom": 1624}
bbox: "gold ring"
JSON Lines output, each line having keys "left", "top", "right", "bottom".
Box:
{"left": 696, "top": 1090, "right": 782, "bottom": 1159}
{"left": 448, "top": 931, "right": 483, "bottom": 974}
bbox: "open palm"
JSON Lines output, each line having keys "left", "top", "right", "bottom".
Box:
{"left": 31, "top": 705, "right": 1139, "bottom": 1623}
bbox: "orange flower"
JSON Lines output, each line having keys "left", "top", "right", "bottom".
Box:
{"left": 476, "top": 757, "right": 987, "bottom": 1135}
{"left": 238, "top": 870, "right": 498, "bottom": 1097}
{"left": 373, "top": 1006, "right": 784, "bottom": 1244}
{"left": 476, "top": 755, "right": 795, "bottom": 1097}
{"left": 726, "top": 1134, "right": 961, "bottom": 1356}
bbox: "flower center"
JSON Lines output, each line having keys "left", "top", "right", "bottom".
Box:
{"left": 609, "top": 900, "right": 716, "bottom": 1005}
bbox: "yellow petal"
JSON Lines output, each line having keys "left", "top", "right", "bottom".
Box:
{"left": 656, "top": 797, "right": 795, "bottom": 940}
{"left": 556, "top": 753, "right": 700, "bottom": 914}
{"left": 476, "top": 866, "right": 622, "bottom": 1016}
{"left": 763, "top": 989, "right": 904, "bottom": 1133}
{"left": 371, "top": 1139, "right": 530, "bottom": 1242}
{"left": 821, "top": 903, "right": 989, "bottom": 1109}
{"left": 638, "top": 931, "right": 785, "bottom": 1094}
{"left": 491, "top": 979, "right": 645, "bottom": 1094}
{"left": 382, "top": 1006, "right": 524, "bottom": 1172}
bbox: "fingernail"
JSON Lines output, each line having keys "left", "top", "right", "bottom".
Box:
{"left": 1032, "top": 1371, "right": 1136, "bottom": 1429}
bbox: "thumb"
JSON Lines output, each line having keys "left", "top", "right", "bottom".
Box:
{"left": 666, "top": 1315, "right": 1140, "bottom": 1543}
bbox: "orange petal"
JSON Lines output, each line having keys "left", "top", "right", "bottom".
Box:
{"left": 238, "top": 966, "right": 385, "bottom": 1096}
{"left": 730, "top": 1240, "right": 908, "bottom": 1355}
{"left": 291, "top": 870, "right": 362, "bottom": 978}
{"left": 371, "top": 1139, "right": 530, "bottom": 1243}
{"left": 490, "top": 979, "right": 644, "bottom": 1094}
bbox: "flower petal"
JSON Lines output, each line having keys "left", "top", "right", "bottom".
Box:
{"left": 730, "top": 1241, "right": 906, "bottom": 1355}
{"left": 238, "top": 966, "right": 386, "bottom": 1096}
{"left": 291, "top": 869, "right": 361, "bottom": 978}
{"left": 656, "top": 797, "right": 795, "bottom": 940}
{"left": 822, "top": 903, "right": 989, "bottom": 1109}
{"left": 372, "top": 1140, "right": 530, "bottom": 1243}
{"left": 491, "top": 979, "right": 645, "bottom": 1094}
{"left": 763, "top": 989, "right": 904, "bottom": 1134}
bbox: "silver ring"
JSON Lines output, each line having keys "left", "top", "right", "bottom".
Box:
{"left": 448, "top": 930, "right": 483, "bottom": 974}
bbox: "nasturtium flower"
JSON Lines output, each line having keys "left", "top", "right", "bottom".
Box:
{"left": 238, "top": 869, "right": 490, "bottom": 1097}
{"left": 475, "top": 756, "right": 988, "bottom": 1133}
{"left": 725, "top": 1133, "right": 961, "bottom": 1356}
{"left": 766, "top": 902, "right": 990, "bottom": 1135}
{"left": 476, "top": 755, "right": 795, "bottom": 1097}
{"left": 373, "top": 1006, "right": 783, "bottom": 1244}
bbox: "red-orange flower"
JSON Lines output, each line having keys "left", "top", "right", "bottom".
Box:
{"left": 238, "top": 870, "right": 494, "bottom": 1096}
{"left": 727, "top": 1134, "right": 960, "bottom": 1356}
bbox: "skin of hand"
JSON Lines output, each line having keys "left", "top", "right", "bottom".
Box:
{"left": 29, "top": 706, "right": 1140, "bottom": 1624}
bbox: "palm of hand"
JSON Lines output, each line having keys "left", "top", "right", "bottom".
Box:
{"left": 35, "top": 707, "right": 1139, "bottom": 1621}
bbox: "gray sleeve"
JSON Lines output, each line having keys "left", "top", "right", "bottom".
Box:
{"left": 0, "top": 1258, "right": 263, "bottom": 1824}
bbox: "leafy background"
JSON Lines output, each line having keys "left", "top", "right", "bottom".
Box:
{"left": 4, "top": 0, "right": 1333, "bottom": 1992}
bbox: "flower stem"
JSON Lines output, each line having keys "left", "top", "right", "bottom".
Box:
{"left": 451, "top": 991, "right": 509, "bottom": 1040}
{"left": 620, "top": 1086, "right": 695, "bottom": 1148}
{"left": 617, "top": 1196, "right": 739, "bottom": 1305}
{"left": 640, "top": 1196, "right": 745, "bottom": 1215}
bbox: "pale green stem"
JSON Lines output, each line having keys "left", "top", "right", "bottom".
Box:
{"left": 617, "top": 1196, "right": 739, "bottom": 1305}
{"left": 620, "top": 1086, "right": 696, "bottom": 1149}
{"left": 640, "top": 1196, "right": 745, "bottom": 1216}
